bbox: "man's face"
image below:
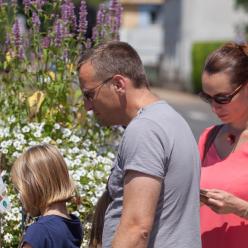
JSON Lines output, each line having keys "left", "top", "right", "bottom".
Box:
{"left": 78, "top": 62, "right": 122, "bottom": 126}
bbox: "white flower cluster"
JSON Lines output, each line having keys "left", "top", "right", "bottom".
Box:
{"left": 0, "top": 116, "right": 118, "bottom": 247}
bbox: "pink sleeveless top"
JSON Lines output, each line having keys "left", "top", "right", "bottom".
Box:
{"left": 199, "top": 126, "right": 248, "bottom": 248}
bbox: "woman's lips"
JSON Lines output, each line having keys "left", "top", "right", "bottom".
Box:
{"left": 217, "top": 113, "right": 228, "bottom": 119}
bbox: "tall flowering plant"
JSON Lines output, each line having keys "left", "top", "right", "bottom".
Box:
{"left": 0, "top": 0, "right": 122, "bottom": 247}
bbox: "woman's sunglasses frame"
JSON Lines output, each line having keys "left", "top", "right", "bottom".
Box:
{"left": 199, "top": 83, "right": 245, "bottom": 105}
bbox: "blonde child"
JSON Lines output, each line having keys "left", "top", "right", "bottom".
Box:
{"left": 11, "top": 144, "right": 83, "bottom": 248}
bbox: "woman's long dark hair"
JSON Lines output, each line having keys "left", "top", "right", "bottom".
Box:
{"left": 89, "top": 190, "right": 112, "bottom": 248}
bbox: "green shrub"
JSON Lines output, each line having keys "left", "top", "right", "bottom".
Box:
{"left": 191, "top": 41, "right": 226, "bottom": 93}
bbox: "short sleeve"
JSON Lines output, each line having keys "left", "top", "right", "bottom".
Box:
{"left": 23, "top": 223, "right": 49, "bottom": 248}
{"left": 120, "top": 118, "right": 170, "bottom": 178}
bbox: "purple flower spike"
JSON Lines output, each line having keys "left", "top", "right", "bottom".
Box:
{"left": 5, "top": 34, "right": 10, "bottom": 47}
{"left": 115, "top": 3, "right": 123, "bottom": 30}
{"left": 12, "top": 19, "right": 24, "bottom": 59}
{"left": 32, "top": 12, "right": 41, "bottom": 31}
{"left": 96, "top": 4, "right": 105, "bottom": 25}
{"left": 42, "top": 36, "right": 51, "bottom": 49}
{"left": 23, "top": 0, "right": 31, "bottom": 12}
{"left": 12, "top": 19, "right": 21, "bottom": 48}
{"left": 19, "top": 46, "right": 25, "bottom": 59}
{"left": 78, "top": 0, "right": 88, "bottom": 35}
{"left": 108, "top": 0, "right": 122, "bottom": 39}
{"left": 61, "top": 0, "right": 76, "bottom": 30}
{"left": 63, "top": 49, "right": 68, "bottom": 61}
{"left": 33, "top": 0, "right": 44, "bottom": 12}
{"left": 109, "top": 0, "right": 118, "bottom": 12}
{"left": 61, "top": 0, "right": 70, "bottom": 22}
{"left": 92, "top": 26, "right": 97, "bottom": 42}
{"left": 55, "top": 20, "right": 63, "bottom": 46}
{"left": 85, "top": 38, "right": 92, "bottom": 49}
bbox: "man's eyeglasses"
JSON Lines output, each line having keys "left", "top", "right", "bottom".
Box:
{"left": 83, "top": 76, "right": 113, "bottom": 101}
{"left": 198, "top": 83, "right": 245, "bottom": 104}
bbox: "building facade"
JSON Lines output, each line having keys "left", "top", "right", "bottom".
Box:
{"left": 120, "top": 0, "right": 247, "bottom": 91}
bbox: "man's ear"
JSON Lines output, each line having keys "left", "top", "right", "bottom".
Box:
{"left": 112, "top": 75, "right": 126, "bottom": 95}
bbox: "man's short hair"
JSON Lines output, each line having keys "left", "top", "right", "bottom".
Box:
{"left": 77, "top": 41, "right": 149, "bottom": 88}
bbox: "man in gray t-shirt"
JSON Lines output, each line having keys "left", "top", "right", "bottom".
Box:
{"left": 78, "top": 41, "right": 201, "bottom": 248}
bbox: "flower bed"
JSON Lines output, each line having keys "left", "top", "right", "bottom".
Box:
{"left": 0, "top": 0, "right": 122, "bottom": 246}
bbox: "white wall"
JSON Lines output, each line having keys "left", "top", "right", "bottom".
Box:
{"left": 120, "top": 24, "right": 164, "bottom": 66}
{"left": 162, "top": 0, "right": 247, "bottom": 90}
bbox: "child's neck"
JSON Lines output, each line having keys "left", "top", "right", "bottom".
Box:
{"left": 43, "top": 202, "right": 70, "bottom": 219}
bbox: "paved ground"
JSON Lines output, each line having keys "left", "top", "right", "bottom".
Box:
{"left": 151, "top": 87, "right": 220, "bottom": 141}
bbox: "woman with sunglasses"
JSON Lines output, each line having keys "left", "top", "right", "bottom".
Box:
{"left": 198, "top": 42, "right": 248, "bottom": 248}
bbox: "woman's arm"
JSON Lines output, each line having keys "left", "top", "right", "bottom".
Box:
{"left": 202, "top": 189, "right": 248, "bottom": 219}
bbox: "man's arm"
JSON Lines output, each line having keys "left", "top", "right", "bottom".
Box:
{"left": 112, "top": 170, "right": 162, "bottom": 248}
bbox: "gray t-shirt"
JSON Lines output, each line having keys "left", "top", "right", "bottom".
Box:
{"left": 102, "top": 101, "right": 201, "bottom": 248}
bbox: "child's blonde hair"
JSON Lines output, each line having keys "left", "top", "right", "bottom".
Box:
{"left": 11, "top": 144, "right": 75, "bottom": 217}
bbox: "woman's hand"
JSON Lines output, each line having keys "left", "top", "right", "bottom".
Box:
{"left": 201, "top": 189, "right": 248, "bottom": 218}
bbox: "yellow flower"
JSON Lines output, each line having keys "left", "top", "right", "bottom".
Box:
{"left": 48, "top": 71, "right": 56, "bottom": 81}
{"left": 27, "top": 91, "right": 45, "bottom": 119}
{"left": 67, "top": 63, "right": 74, "bottom": 74}
{"left": 18, "top": 92, "right": 26, "bottom": 103}
{"left": 5, "top": 52, "right": 12, "bottom": 63}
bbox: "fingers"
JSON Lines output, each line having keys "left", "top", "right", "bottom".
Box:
{"left": 202, "top": 189, "right": 232, "bottom": 201}
{"left": 200, "top": 189, "right": 236, "bottom": 214}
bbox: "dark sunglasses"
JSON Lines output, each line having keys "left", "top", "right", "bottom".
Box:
{"left": 199, "top": 83, "right": 245, "bottom": 104}
{"left": 83, "top": 76, "right": 113, "bottom": 101}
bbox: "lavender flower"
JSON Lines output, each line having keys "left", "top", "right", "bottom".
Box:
{"left": 40, "top": 0, "right": 47, "bottom": 5}
{"left": 33, "top": 0, "right": 46, "bottom": 12}
{"left": 0, "top": 0, "right": 3, "bottom": 6}
{"left": 19, "top": 46, "right": 25, "bottom": 59}
{"left": 12, "top": 19, "right": 21, "bottom": 48}
{"left": 96, "top": 4, "right": 106, "bottom": 25}
{"left": 54, "top": 20, "right": 63, "bottom": 46}
{"left": 109, "top": 0, "right": 118, "bottom": 13}
{"left": 32, "top": 12, "right": 41, "bottom": 31}
{"left": 61, "top": 0, "right": 72, "bottom": 22}
{"left": 61, "top": 0, "right": 77, "bottom": 31}
{"left": 85, "top": 38, "right": 91, "bottom": 49}
{"left": 42, "top": 36, "right": 51, "bottom": 49}
{"left": 108, "top": 0, "right": 122, "bottom": 39}
{"left": 12, "top": 19, "right": 24, "bottom": 59}
{"left": 115, "top": 3, "right": 123, "bottom": 30}
{"left": 78, "top": 0, "right": 88, "bottom": 35}
{"left": 63, "top": 49, "right": 68, "bottom": 61}
{"left": 92, "top": 26, "right": 97, "bottom": 42}
{"left": 5, "top": 34, "right": 10, "bottom": 47}
{"left": 23, "top": 0, "right": 31, "bottom": 12}
{"left": 92, "top": 3, "right": 107, "bottom": 42}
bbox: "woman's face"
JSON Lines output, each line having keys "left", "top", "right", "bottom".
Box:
{"left": 201, "top": 71, "right": 248, "bottom": 124}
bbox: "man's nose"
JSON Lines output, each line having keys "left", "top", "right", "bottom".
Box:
{"left": 84, "top": 99, "right": 93, "bottom": 111}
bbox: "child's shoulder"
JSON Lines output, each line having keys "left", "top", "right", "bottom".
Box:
{"left": 25, "top": 217, "right": 48, "bottom": 235}
{"left": 23, "top": 219, "right": 49, "bottom": 247}
{"left": 23, "top": 215, "right": 82, "bottom": 247}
